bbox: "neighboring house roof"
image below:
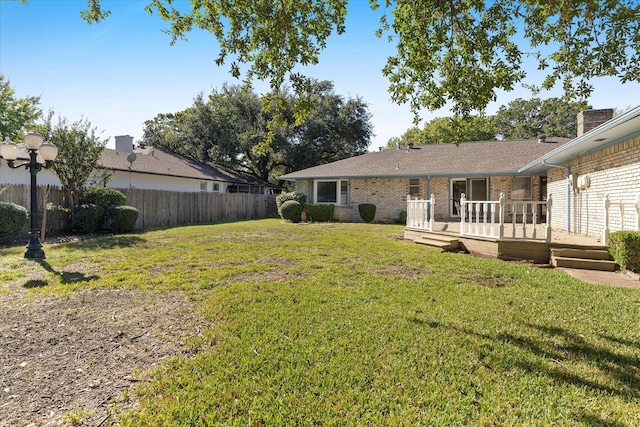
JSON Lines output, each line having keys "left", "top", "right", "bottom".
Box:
{"left": 279, "top": 138, "right": 572, "bottom": 181}
{"left": 519, "top": 105, "right": 640, "bottom": 175}
{"left": 99, "top": 146, "right": 273, "bottom": 187}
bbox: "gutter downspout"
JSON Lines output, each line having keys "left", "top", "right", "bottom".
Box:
{"left": 427, "top": 176, "right": 431, "bottom": 219}
{"left": 543, "top": 160, "right": 571, "bottom": 232}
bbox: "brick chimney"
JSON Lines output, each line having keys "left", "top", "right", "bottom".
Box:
{"left": 577, "top": 109, "right": 614, "bottom": 136}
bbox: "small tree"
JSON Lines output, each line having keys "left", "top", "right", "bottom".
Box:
{"left": 38, "top": 112, "right": 107, "bottom": 208}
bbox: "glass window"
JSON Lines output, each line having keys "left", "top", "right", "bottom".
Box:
{"left": 317, "top": 181, "right": 337, "bottom": 203}
{"left": 340, "top": 181, "right": 348, "bottom": 205}
{"left": 212, "top": 183, "right": 220, "bottom": 192}
{"left": 409, "top": 178, "right": 420, "bottom": 196}
{"left": 512, "top": 176, "right": 532, "bottom": 200}
{"left": 200, "top": 182, "right": 208, "bottom": 192}
{"left": 315, "top": 180, "right": 348, "bottom": 205}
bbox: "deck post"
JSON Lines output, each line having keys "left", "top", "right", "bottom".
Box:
{"left": 603, "top": 193, "right": 611, "bottom": 245}
{"left": 460, "top": 193, "right": 466, "bottom": 236}
{"left": 545, "top": 194, "right": 552, "bottom": 243}
{"left": 498, "top": 193, "right": 505, "bottom": 240}
{"left": 429, "top": 193, "right": 435, "bottom": 231}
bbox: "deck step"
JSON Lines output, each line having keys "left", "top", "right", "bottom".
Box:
{"left": 415, "top": 236, "right": 459, "bottom": 251}
{"left": 550, "top": 248, "right": 611, "bottom": 260}
{"left": 551, "top": 256, "right": 617, "bottom": 271}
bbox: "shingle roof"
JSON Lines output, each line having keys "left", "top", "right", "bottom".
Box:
{"left": 279, "top": 138, "right": 572, "bottom": 180}
{"left": 99, "top": 146, "right": 273, "bottom": 187}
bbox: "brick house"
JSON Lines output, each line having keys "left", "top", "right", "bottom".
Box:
{"left": 279, "top": 137, "right": 571, "bottom": 223}
{"left": 280, "top": 106, "right": 640, "bottom": 242}
{"left": 520, "top": 106, "right": 640, "bottom": 241}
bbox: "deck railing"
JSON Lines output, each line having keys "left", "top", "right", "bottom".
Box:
{"left": 602, "top": 193, "right": 640, "bottom": 245}
{"left": 405, "top": 192, "right": 552, "bottom": 242}
{"left": 406, "top": 194, "right": 435, "bottom": 231}
{"left": 461, "top": 193, "right": 552, "bottom": 242}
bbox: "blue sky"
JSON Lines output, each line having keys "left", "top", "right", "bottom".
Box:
{"left": 1, "top": 0, "right": 639, "bottom": 151}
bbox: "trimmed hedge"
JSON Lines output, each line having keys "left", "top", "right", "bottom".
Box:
{"left": 305, "top": 203, "right": 334, "bottom": 222}
{"left": 0, "top": 202, "right": 28, "bottom": 238}
{"left": 72, "top": 204, "right": 104, "bottom": 234}
{"left": 397, "top": 210, "right": 407, "bottom": 225}
{"left": 280, "top": 200, "right": 303, "bottom": 223}
{"left": 608, "top": 231, "right": 640, "bottom": 272}
{"left": 358, "top": 203, "right": 376, "bottom": 223}
{"left": 276, "top": 192, "right": 307, "bottom": 216}
{"left": 105, "top": 205, "right": 139, "bottom": 233}
{"left": 81, "top": 187, "right": 126, "bottom": 208}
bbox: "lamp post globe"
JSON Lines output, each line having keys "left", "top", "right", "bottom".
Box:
{"left": 0, "top": 132, "right": 58, "bottom": 260}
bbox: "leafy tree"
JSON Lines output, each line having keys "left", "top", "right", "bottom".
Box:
{"left": 494, "top": 98, "right": 590, "bottom": 139}
{"left": 81, "top": 0, "right": 640, "bottom": 120}
{"left": 286, "top": 80, "right": 372, "bottom": 172}
{"left": 0, "top": 74, "right": 42, "bottom": 141}
{"left": 142, "top": 82, "right": 372, "bottom": 181}
{"left": 38, "top": 112, "right": 107, "bottom": 208}
{"left": 388, "top": 115, "right": 496, "bottom": 146}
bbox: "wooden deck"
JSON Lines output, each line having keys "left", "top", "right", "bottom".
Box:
{"left": 405, "top": 222, "right": 606, "bottom": 263}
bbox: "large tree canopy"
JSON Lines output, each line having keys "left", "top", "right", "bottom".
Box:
{"left": 388, "top": 96, "right": 589, "bottom": 145}
{"left": 142, "top": 82, "right": 372, "bottom": 182}
{"left": 493, "top": 97, "right": 590, "bottom": 140}
{"left": 81, "top": 0, "right": 640, "bottom": 120}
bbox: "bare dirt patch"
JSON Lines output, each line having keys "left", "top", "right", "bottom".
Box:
{"left": 0, "top": 286, "right": 205, "bottom": 426}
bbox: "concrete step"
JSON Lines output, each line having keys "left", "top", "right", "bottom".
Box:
{"left": 551, "top": 256, "right": 618, "bottom": 271}
{"left": 550, "top": 247, "right": 612, "bottom": 260}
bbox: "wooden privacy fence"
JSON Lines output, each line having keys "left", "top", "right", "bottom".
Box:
{"left": 119, "top": 188, "right": 270, "bottom": 230}
{"left": 0, "top": 184, "right": 272, "bottom": 234}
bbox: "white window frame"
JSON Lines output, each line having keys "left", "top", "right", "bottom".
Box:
{"left": 212, "top": 183, "right": 221, "bottom": 192}
{"left": 200, "top": 182, "right": 208, "bottom": 192}
{"left": 314, "top": 179, "right": 349, "bottom": 205}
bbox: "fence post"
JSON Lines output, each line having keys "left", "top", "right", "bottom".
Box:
{"left": 603, "top": 193, "right": 610, "bottom": 245}
{"left": 460, "top": 193, "right": 466, "bottom": 236}
{"left": 545, "top": 194, "right": 552, "bottom": 243}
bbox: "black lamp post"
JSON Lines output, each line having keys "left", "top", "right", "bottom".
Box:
{"left": 0, "top": 132, "right": 58, "bottom": 260}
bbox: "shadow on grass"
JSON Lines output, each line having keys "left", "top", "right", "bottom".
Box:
{"left": 62, "top": 234, "right": 146, "bottom": 250}
{"left": 23, "top": 260, "right": 100, "bottom": 288}
{"left": 413, "top": 318, "right": 640, "bottom": 403}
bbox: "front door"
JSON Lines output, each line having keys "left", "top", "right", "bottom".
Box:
{"left": 450, "top": 179, "right": 466, "bottom": 217}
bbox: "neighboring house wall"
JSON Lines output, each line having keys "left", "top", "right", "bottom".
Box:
{"left": 0, "top": 162, "right": 60, "bottom": 187}
{"left": 548, "top": 135, "right": 640, "bottom": 239}
{"left": 103, "top": 170, "right": 227, "bottom": 192}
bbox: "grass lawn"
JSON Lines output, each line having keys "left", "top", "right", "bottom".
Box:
{"left": 2, "top": 219, "right": 639, "bottom": 426}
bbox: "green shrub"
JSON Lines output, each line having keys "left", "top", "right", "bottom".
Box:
{"left": 280, "top": 200, "right": 303, "bottom": 223}
{"left": 276, "top": 192, "right": 307, "bottom": 217}
{"left": 358, "top": 203, "right": 376, "bottom": 223}
{"left": 0, "top": 202, "right": 28, "bottom": 238}
{"left": 397, "top": 210, "right": 407, "bottom": 225}
{"left": 608, "top": 231, "right": 640, "bottom": 272}
{"left": 105, "top": 205, "right": 139, "bottom": 233}
{"left": 81, "top": 187, "right": 126, "bottom": 208}
{"left": 72, "top": 204, "right": 104, "bottom": 234}
{"left": 305, "top": 203, "right": 334, "bottom": 222}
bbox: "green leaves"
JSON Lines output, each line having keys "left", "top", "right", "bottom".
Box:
{"left": 0, "top": 74, "right": 41, "bottom": 141}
